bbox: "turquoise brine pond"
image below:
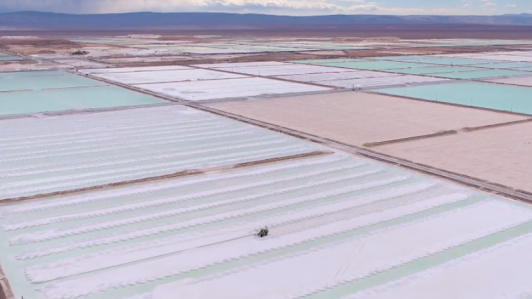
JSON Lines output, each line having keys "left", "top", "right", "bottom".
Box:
{"left": 0, "top": 86, "right": 166, "bottom": 116}
{"left": 376, "top": 81, "right": 532, "bottom": 115}
{"left": 0, "top": 71, "right": 166, "bottom": 116}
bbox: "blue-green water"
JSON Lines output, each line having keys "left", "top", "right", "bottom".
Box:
{"left": 477, "top": 62, "right": 532, "bottom": 69}
{"left": 293, "top": 59, "right": 427, "bottom": 71}
{"left": 0, "top": 71, "right": 67, "bottom": 78}
{"left": 0, "top": 74, "right": 106, "bottom": 92}
{"left": 0, "top": 51, "right": 20, "bottom": 61}
{"left": 376, "top": 81, "right": 532, "bottom": 115}
{"left": 376, "top": 56, "right": 503, "bottom": 66}
{"left": 0, "top": 71, "right": 167, "bottom": 115}
{"left": 430, "top": 69, "right": 531, "bottom": 79}
{"left": 0, "top": 56, "right": 20, "bottom": 61}
{"left": 290, "top": 58, "right": 362, "bottom": 65}
{"left": 383, "top": 66, "right": 482, "bottom": 75}
{"left": 0, "top": 86, "right": 166, "bottom": 116}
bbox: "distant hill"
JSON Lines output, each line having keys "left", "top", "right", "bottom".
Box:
{"left": 1, "top": 11, "right": 532, "bottom": 29}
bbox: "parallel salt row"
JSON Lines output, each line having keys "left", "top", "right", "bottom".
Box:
{"left": 23, "top": 182, "right": 441, "bottom": 281}
{"left": 0, "top": 130, "right": 267, "bottom": 164}
{"left": 81, "top": 66, "right": 192, "bottom": 74}
{"left": 3, "top": 95, "right": 531, "bottom": 299}
{"left": 0, "top": 119, "right": 224, "bottom": 151}
{"left": 1, "top": 137, "right": 292, "bottom": 180}
{"left": 79, "top": 65, "right": 332, "bottom": 102}
{"left": 276, "top": 70, "right": 397, "bottom": 82}
{"left": 149, "top": 199, "right": 524, "bottom": 299}
{"left": 214, "top": 200, "right": 532, "bottom": 299}
{"left": 345, "top": 229, "right": 532, "bottom": 299}
{"left": 0, "top": 144, "right": 315, "bottom": 200}
{"left": 196, "top": 61, "right": 450, "bottom": 90}
{"left": 0, "top": 106, "right": 323, "bottom": 201}
{"left": 0, "top": 105, "right": 205, "bottom": 139}
{"left": 2, "top": 162, "right": 370, "bottom": 230}
{"left": 281, "top": 73, "right": 448, "bottom": 89}
{"left": 136, "top": 77, "right": 330, "bottom": 102}
{"left": 36, "top": 192, "right": 471, "bottom": 299}
{"left": 194, "top": 62, "right": 287, "bottom": 69}
{"left": 93, "top": 69, "right": 246, "bottom": 85}
{"left": 0, "top": 118, "right": 217, "bottom": 146}
{"left": 0, "top": 154, "right": 350, "bottom": 214}
{"left": 15, "top": 180, "right": 435, "bottom": 260}
{"left": 21, "top": 182, "right": 439, "bottom": 263}
{"left": 195, "top": 63, "right": 352, "bottom": 77}
{"left": 9, "top": 173, "right": 403, "bottom": 245}
{"left": 1, "top": 129, "right": 267, "bottom": 172}
{"left": 0, "top": 128, "right": 251, "bottom": 163}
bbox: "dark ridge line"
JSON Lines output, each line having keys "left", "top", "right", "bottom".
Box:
{"left": 462, "top": 118, "right": 532, "bottom": 132}
{"left": 363, "top": 130, "right": 458, "bottom": 148}
{"left": 0, "top": 264, "right": 12, "bottom": 299}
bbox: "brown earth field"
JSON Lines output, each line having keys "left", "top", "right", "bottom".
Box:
{"left": 2, "top": 24, "right": 532, "bottom": 39}
{"left": 206, "top": 91, "right": 526, "bottom": 147}
{"left": 2, "top": 27, "right": 530, "bottom": 66}
{"left": 0, "top": 38, "right": 92, "bottom": 55}
{"left": 94, "top": 44, "right": 532, "bottom": 67}
{"left": 206, "top": 91, "right": 532, "bottom": 192}
{"left": 374, "top": 122, "right": 532, "bottom": 193}
{"left": 96, "top": 52, "right": 348, "bottom": 67}
{"left": 10, "top": 45, "right": 526, "bottom": 68}
{"left": 92, "top": 46, "right": 518, "bottom": 67}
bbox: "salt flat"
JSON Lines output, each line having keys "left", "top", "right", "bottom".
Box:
{"left": 196, "top": 62, "right": 351, "bottom": 77}
{"left": 136, "top": 77, "right": 330, "bottom": 101}
{"left": 2, "top": 151, "right": 532, "bottom": 299}
{"left": 93, "top": 68, "right": 246, "bottom": 84}
{"left": 81, "top": 65, "right": 191, "bottom": 74}
{"left": 207, "top": 92, "right": 525, "bottom": 146}
{"left": 3, "top": 35, "right": 532, "bottom": 299}
{"left": 0, "top": 105, "right": 320, "bottom": 200}
{"left": 276, "top": 70, "right": 395, "bottom": 83}
{"left": 79, "top": 65, "right": 331, "bottom": 101}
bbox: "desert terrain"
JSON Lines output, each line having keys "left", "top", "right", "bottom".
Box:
{"left": 1, "top": 26, "right": 532, "bottom": 299}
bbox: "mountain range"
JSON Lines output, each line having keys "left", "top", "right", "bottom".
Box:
{"left": 1, "top": 11, "right": 532, "bottom": 29}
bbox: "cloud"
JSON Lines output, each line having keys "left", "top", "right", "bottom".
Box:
{"left": 0, "top": 0, "right": 524, "bottom": 15}
{"left": 0, "top": 0, "right": 347, "bottom": 14}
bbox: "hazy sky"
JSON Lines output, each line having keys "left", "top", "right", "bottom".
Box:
{"left": 0, "top": 0, "right": 529, "bottom": 15}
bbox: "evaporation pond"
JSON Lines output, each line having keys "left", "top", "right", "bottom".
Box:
{"left": 377, "top": 56, "right": 502, "bottom": 66}
{"left": 0, "top": 73, "right": 106, "bottom": 92}
{"left": 430, "top": 69, "right": 531, "bottom": 79}
{"left": 321, "top": 60, "right": 428, "bottom": 71}
{"left": 0, "top": 86, "right": 166, "bottom": 116}
{"left": 388, "top": 66, "right": 481, "bottom": 75}
{"left": 376, "top": 81, "right": 532, "bottom": 115}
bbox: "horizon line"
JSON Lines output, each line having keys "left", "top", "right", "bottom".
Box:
{"left": 1, "top": 10, "right": 531, "bottom": 17}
